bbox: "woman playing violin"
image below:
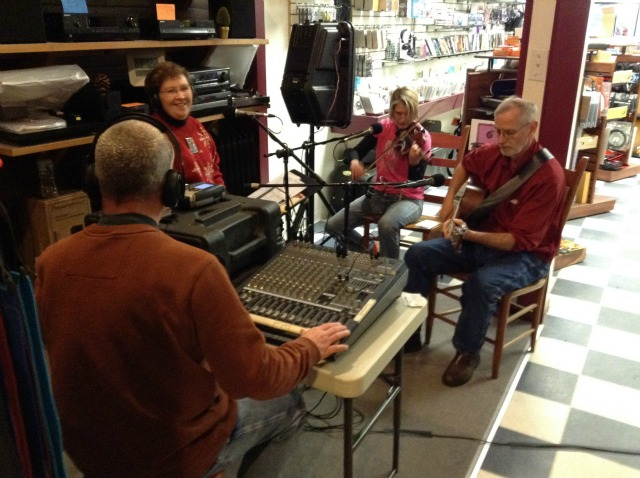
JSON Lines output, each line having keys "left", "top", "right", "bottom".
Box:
{"left": 325, "top": 86, "right": 432, "bottom": 259}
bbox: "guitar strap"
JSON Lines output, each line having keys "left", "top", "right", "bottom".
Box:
{"left": 464, "top": 147, "right": 553, "bottom": 227}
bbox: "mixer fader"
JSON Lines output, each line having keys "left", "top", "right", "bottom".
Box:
{"left": 237, "top": 241, "right": 408, "bottom": 346}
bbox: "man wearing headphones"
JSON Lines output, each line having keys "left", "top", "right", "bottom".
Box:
{"left": 35, "top": 119, "right": 350, "bottom": 477}
{"left": 145, "top": 61, "right": 225, "bottom": 186}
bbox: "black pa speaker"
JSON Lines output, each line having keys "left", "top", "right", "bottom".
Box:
{"left": 0, "top": 1, "right": 47, "bottom": 43}
{"left": 83, "top": 114, "right": 185, "bottom": 210}
{"left": 281, "top": 22, "right": 355, "bottom": 128}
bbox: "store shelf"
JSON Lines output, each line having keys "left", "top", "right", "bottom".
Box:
{"left": 474, "top": 53, "right": 520, "bottom": 71}
{"left": 0, "top": 136, "right": 94, "bottom": 157}
{"left": 595, "top": 157, "right": 640, "bottom": 181}
{"left": 379, "top": 49, "right": 492, "bottom": 67}
{"left": 0, "top": 102, "right": 268, "bottom": 158}
{"left": 0, "top": 38, "right": 268, "bottom": 55}
{"left": 331, "top": 93, "right": 464, "bottom": 136}
{"left": 567, "top": 194, "right": 616, "bottom": 220}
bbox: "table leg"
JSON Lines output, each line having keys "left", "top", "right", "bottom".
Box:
{"left": 342, "top": 350, "right": 404, "bottom": 478}
{"left": 392, "top": 351, "right": 403, "bottom": 474}
{"left": 344, "top": 397, "right": 354, "bottom": 478}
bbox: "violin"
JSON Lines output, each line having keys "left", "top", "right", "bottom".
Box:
{"left": 364, "top": 120, "right": 431, "bottom": 173}
{"left": 394, "top": 121, "right": 430, "bottom": 161}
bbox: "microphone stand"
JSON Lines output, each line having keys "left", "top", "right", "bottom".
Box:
{"left": 264, "top": 125, "right": 374, "bottom": 240}
{"left": 254, "top": 178, "right": 417, "bottom": 257}
{"left": 333, "top": 179, "right": 415, "bottom": 257}
{"left": 253, "top": 117, "right": 426, "bottom": 251}
{"left": 257, "top": 120, "right": 374, "bottom": 242}
{"left": 249, "top": 116, "right": 332, "bottom": 242}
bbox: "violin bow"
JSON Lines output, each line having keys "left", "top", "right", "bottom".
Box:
{"left": 363, "top": 107, "right": 433, "bottom": 173}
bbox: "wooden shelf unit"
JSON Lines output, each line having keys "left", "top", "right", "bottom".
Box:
{"left": 581, "top": 53, "right": 640, "bottom": 182}
{"left": 566, "top": 48, "right": 640, "bottom": 219}
{"left": 596, "top": 157, "right": 640, "bottom": 181}
{"left": 0, "top": 38, "right": 267, "bottom": 56}
{"left": 570, "top": 116, "right": 616, "bottom": 219}
{"left": 0, "top": 0, "right": 269, "bottom": 219}
{"left": 0, "top": 107, "right": 274, "bottom": 157}
{"left": 473, "top": 53, "right": 520, "bottom": 72}
{"left": 462, "top": 68, "right": 517, "bottom": 128}
{"left": 0, "top": 37, "right": 269, "bottom": 159}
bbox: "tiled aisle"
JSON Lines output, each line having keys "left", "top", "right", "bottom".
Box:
{"left": 478, "top": 174, "right": 640, "bottom": 478}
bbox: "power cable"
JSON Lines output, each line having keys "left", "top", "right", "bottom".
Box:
{"left": 372, "top": 428, "right": 640, "bottom": 457}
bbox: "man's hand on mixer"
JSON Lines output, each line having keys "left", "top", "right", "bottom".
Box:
{"left": 301, "top": 323, "right": 351, "bottom": 359}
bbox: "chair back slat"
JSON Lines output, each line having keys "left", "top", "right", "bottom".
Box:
{"left": 560, "top": 156, "right": 588, "bottom": 228}
{"left": 424, "top": 125, "right": 470, "bottom": 204}
{"left": 428, "top": 125, "right": 470, "bottom": 170}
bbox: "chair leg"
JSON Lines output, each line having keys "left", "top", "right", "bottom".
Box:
{"left": 492, "top": 294, "right": 512, "bottom": 379}
{"left": 363, "top": 221, "right": 371, "bottom": 250}
{"left": 425, "top": 285, "right": 437, "bottom": 345}
{"left": 529, "top": 283, "right": 547, "bottom": 353}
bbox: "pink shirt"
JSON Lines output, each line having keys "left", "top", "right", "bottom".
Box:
{"left": 372, "top": 119, "right": 432, "bottom": 200}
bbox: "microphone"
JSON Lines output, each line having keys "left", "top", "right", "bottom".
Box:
{"left": 339, "top": 123, "right": 383, "bottom": 142}
{"left": 223, "top": 107, "right": 275, "bottom": 121}
{"left": 395, "top": 173, "right": 446, "bottom": 189}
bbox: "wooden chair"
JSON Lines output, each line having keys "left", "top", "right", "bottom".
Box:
{"left": 423, "top": 124, "right": 471, "bottom": 204}
{"left": 362, "top": 125, "right": 471, "bottom": 247}
{"left": 425, "top": 156, "right": 588, "bottom": 379}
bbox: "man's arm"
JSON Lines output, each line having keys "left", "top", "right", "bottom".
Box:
{"left": 439, "top": 162, "right": 469, "bottom": 222}
{"left": 457, "top": 228, "right": 516, "bottom": 251}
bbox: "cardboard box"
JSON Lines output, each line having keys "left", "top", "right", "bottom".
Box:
{"left": 22, "top": 191, "right": 91, "bottom": 269}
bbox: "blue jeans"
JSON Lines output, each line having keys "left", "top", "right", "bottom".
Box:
{"left": 404, "top": 238, "right": 550, "bottom": 355}
{"left": 325, "top": 189, "right": 422, "bottom": 259}
{"left": 203, "top": 389, "right": 305, "bottom": 477}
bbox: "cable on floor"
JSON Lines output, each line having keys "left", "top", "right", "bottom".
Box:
{"left": 301, "top": 389, "right": 364, "bottom": 432}
{"left": 372, "top": 428, "right": 640, "bottom": 457}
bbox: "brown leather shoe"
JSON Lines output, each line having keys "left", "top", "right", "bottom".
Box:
{"left": 442, "top": 352, "right": 480, "bottom": 387}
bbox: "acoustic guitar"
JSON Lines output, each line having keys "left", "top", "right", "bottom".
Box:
{"left": 449, "top": 181, "right": 486, "bottom": 251}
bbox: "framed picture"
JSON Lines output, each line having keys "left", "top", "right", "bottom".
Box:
{"left": 469, "top": 119, "right": 498, "bottom": 149}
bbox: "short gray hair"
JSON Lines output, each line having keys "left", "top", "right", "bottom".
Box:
{"left": 95, "top": 119, "right": 174, "bottom": 202}
{"left": 495, "top": 96, "right": 539, "bottom": 125}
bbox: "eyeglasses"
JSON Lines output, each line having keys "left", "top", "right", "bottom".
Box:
{"left": 491, "top": 122, "right": 531, "bottom": 138}
{"left": 158, "top": 86, "right": 191, "bottom": 96}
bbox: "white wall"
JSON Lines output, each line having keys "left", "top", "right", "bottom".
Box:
{"left": 521, "top": 0, "right": 555, "bottom": 109}
{"left": 520, "top": 0, "right": 565, "bottom": 153}
{"left": 261, "top": 4, "right": 502, "bottom": 222}
{"left": 263, "top": 3, "right": 336, "bottom": 222}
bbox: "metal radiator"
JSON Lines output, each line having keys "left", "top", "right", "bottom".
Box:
{"left": 210, "top": 117, "right": 261, "bottom": 196}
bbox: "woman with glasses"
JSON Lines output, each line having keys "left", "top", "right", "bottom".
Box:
{"left": 145, "top": 61, "right": 225, "bottom": 186}
{"left": 403, "top": 96, "right": 566, "bottom": 387}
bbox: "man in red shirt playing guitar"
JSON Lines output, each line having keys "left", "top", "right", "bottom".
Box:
{"left": 404, "top": 96, "right": 566, "bottom": 387}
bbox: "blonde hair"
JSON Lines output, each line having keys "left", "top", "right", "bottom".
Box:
{"left": 389, "top": 87, "right": 419, "bottom": 120}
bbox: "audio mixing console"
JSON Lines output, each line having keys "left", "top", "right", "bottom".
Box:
{"left": 237, "top": 241, "right": 408, "bottom": 346}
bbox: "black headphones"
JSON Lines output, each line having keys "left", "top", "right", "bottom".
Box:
{"left": 400, "top": 29, "right": 415, "bottom": 57}
{"left": 83, "top": 113, "right": 185, "bottom": 210}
